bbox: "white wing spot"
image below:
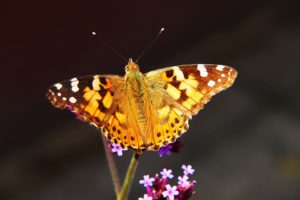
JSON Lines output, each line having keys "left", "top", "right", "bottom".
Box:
{"left": 197, "top": 64, "right": 208, "bottom": 77}
{"left": 72, "top": 85, "right": 79, "bottom": 92}
{"left": 70, "top": 77, "right": 80, "bottom": 92}
{"left": 57, "top": 92, "right": 61, "bottom": 96}
{"left": 217, "top": 79, "right": 222, "bottom": 82}
{"left": 92, "top": 77, "right": 100, "bottom": 89}
{"left": 173, "top": 66, "right": 185, "bottom": 80}
{"left": 207, "top": 80, "right": 215, "bottom": 87}
{"left": 69, "top": 97, "right": 77, "bottom": 103}
{"left": 216, "top": 65, "right": 225, "bottom": 71}
{"left": 221, "top": 74, "right": 225, "bottom": 77}
{"left": 54, "top": 83, "right": 62, "bottom": 90}
{"left": 62, "top": 97, "right": 67, "bottom": 101}
{"left": 70, "top": 77, "right": 78, "bottom": 82}
{"left": 71, "top": 78, "right": 79, "bottom": 86}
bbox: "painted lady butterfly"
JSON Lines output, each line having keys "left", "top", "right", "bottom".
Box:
{"left": 46, "top": 59, "right": 237, "bottom": 153}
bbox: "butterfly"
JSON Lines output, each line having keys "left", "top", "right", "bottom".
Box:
{"left": 46, "top": 59, "right": 237, "bottom": 154}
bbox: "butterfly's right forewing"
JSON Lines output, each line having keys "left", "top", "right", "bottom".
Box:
{"left": 46, "top": 74, "right": 142, "bottom": 150}
{"left": 46, "top": 75, "right": 124, "bottom": 126}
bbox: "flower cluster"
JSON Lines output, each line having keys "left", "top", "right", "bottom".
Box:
{"left": 138, "top": 164, "right": 196, "bottom": 200}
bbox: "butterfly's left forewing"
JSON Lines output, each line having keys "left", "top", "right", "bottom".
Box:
{"left": 145, "top": 64, "right": 237, "bottom": 150}
{"left": 146, "top": 64, "right": 237, "bottom": 113}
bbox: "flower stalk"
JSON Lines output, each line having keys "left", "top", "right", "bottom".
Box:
{"left": 117, "top": 152, "right": 140, "bottom": 200}
{"left": 101, "top": 135, "right": 121, "bottom": 197}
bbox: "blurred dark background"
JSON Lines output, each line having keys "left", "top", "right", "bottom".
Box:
{"left": 1, "top": 0, "right": 299, "bottom": 199}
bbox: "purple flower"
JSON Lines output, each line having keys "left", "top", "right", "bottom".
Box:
{"left": 160, "top": 168, "right": 174, "bottom": 179}
{"left": 110, "top": 143, "right": 127, "bottom": 156}
{"left": 182, "top": 164, "right": 195, "bottom": 176}
{"left": 138, "top": 194, "right": 152, "bottom": 200}
{"left": 162, "top": 184, "right": 179, "bottom": 200}
{"left": 157, "top": 140, "right": 183, "bottom": 157}
{"left": 157, "top": 145, "right": 172, "bottom": 157}
{"left": 178, "top": 175, "right": 189, "bottom": 187}
{"left": 139, "top": 175, "right": 155, "bottom": 187}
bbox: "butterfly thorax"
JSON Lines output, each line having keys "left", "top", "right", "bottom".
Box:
{"left": 124, "top": 68, "right": 153, "bottom": 143}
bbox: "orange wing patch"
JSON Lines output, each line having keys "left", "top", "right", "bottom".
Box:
{"left": 101, "top": 108, "right": 145, "bottom": 152}
{"left": 147, "top": 106, "right": 189, "bottom": 151}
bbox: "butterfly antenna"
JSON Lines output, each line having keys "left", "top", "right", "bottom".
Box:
{"left": 91, "top": 32, "right": 128, "bottom": 63}
{"left": 135, "top": 27, "right": 165, "bottom": 63}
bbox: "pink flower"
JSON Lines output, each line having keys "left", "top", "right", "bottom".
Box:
{"left": 182, "top": 164, "right": 195, "bottom": 176}
{"left": 160, "top": 168, "right": 174, "bottom": 179}
{"left": 110, "top": 143, "right": 127, "bottom": 156}
{"left": 138, "top": 194, "right": 152, "bottom": 200}
{"left": 178, "top": 175, "right": 189, "bottom": 187}
{"left": 162, "top": 184, "right": 179, "bottom": 200}
{"left": 139, "top": 175, "right": 155, "bottom": 187}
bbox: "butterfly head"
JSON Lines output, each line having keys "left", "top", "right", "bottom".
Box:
{"left": 124, "top": 58, "right": 145, "bottom": 81}
{"left": 125, "top": 58, "right": 140, "bottom": 72}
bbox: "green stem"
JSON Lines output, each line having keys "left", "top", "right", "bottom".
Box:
{"left": 101, "top": 135, "right": 121, "bottom": 197}
{"left": 117, "top": 152, "right": 140, "bottom": 200}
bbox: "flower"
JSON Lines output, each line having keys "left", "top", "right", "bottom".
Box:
{"left": 110, "top": 143, "right": 127, "bottom": 156}
{"left": 178, "top": 175, "right": 189, "bottom": 187}
{"left": 157, "top": 145, "right": 172, "bottom": 157}
{"left": 157, "top": 140, "right": 183, "bottom": 157}
{"left": 160, "top": 168, "right": 174, "bottom": 179}
{"left": 162, "top": 184, "right": 179, "bottom": 200}
{"left": 138, "top": 194, "right": 153, "bottom": 200}
{"left": 139, "top": 175, "right": 155, "bottom": 187}
{"left": 182, "top": 164, "right": 195, "bottom": 175}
